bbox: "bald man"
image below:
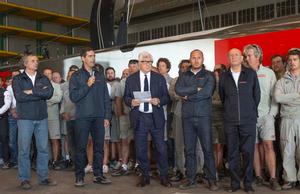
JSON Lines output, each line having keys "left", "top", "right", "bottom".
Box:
{"left": 219, "top": 48, "right": 260, "bottom": 193}
{"left": 175, "top": 49, "right": 218, "bottom": 191}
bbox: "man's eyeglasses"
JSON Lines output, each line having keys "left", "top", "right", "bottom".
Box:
{"left": 139, "top": 60, "right": 153, "bottom": 64}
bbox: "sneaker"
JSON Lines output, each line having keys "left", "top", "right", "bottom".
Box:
{"left": 127, "top": 160, "right": 134, "bottom": 171}
{"left": 52, "top": 161, "right": 62, "bottom": 170}
{"left": 170, "top": 171, "right": 184, "bottom": 182}
{"left": 179, "top": 180, "right": 197, "bottom": 190}
{"left": 134, "top": 164, "right": 142, "bottom": 176}
{"left": 255, "top": 176, "right": 264, "bottom": 186}
{"left": 74, "top": 177, "right": 85, "bottom": 187}
{"left": 93, "top": 176, "right": 112, "bottom": 184}
{"left": 84, "top": 164, "right": 93, "bottom": 174}
{"left": 244, "top": 186, "right": 255, "bottom": 193}
{"left": 110, "top": 160, "right": 122, "bottom": 170}
{"left": 103, "top": 165, "right": 109, "bottom": 174}
{"left": 39, "top": 178, "right": 57, "bottom": 186}
{"left": 111, "top": 167, "right": 129, "bottom": 177}
{"left": 196, "top": 173, "right": 204, "bottom": 183}
{"left": 20, "top": 180, "right": 32, "bottom": 190}
{"left": 282, "top": 181, "right": 295, "bottom": 190}
{"left": 270, "top": 178, "right": 281, "bottom": 191}
{"left": 209, "top": 181, "right": 219, "bottom": 191}
{"left": 2, "top": 162, "right": 11, "bottom": 169}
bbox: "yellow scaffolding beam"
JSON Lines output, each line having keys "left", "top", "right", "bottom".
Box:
{"left": 0, "top": 50, "right": 19, "bottom": 58}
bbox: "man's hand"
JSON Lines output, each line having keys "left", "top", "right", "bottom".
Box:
{"left": 104, "top": 119, "right": 110, "bottom": 128}
{"left": 181, "top": 96, "right": 188, "bottom": 100}
{"left": 23, "top": 89, "right": 33, "bottom": 94}
{"left": 131, "top": 99, "right": 141, "bottom": 107}
{"left": 150, "top": 98, "right": 160, "bottom": 106}
{"left": 62, "top": 113, "right": 71, "bottom": 121}
{"left": 197, "top": 87, "right": 202, "bottom": 92}
{"left": 87, "top": 76, "right": 96, "bottom": 87}
{"left": 10, "top": 108, "right": 18, "bottom": 118}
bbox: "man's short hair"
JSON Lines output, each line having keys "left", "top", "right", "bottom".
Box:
{"left": 271, "top": 54, "right": 285, "bottom": 63}
{"left": 243, "top": 44, "right": 263, "bottom": 63}
{"left": 21, "top": 53, "right": 37, "bottom": 65}
{"left": 156, "top": 58, "right": 171, "bottom": 72}
{"left": 287, "top": 48, "right": 300, "bottom": 59}
{"left": 178, "top": 59, "right": 190, "bottom": 68}
{"left": 43, "top": 67, "right": 53, "bottom": 73}
{"left": 105, "top": 67, "right": 115, "bottom": 74}
{"left": 128, "top": 59, "right": 138, "bottom": 67}
{"left": 80, "top": 47, "right": 94, "bottom": 58}
{"left": 138, "top": 51, "right": 153, "bottom": 62}
{"left": 69, "top": 65, "right": 79, "bottom": 71}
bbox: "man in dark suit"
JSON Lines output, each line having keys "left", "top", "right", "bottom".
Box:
{"left": 124, "top": 51, "right": 171, "bottom": 187}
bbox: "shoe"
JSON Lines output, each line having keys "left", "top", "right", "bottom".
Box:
{"left": 39, "top": 178, "right": 57, "bottom": 186}
{"left": 255, "top": 176, "right": 264, "bottom": 186}
{"left": 282, "top": 181, "right": 295, "bottom": 190}
{"left": 20, "top": 180, "right": 32, "bottom": 190}
{"left": 111, "top": 167, "right": 129, "bottom": 177}
{"left": 74, "top": 177, "right": 85, "bottom": 187}
{"left": 84, "top": 164, "right": 93, "bottom": 174}
{"left": 2, "top": 162, "right": 11, "bottom": 169}
{"left": 136, "top": 176, "right": 150, "bottom": 187}
{"left": 52, "top": 161, "right": 62, "bottom": 170}
{"left": 209, "top": 181, "right": 219, "bottom": 191}
{"left": 196, "top": 173, "right": 204, "bottom": 183}
{"left": 134, "top": 164, "right": 142, "bottom": 176}
{"left": 93, "top": 176, "right": 112, "bottom": 184}
{"left": 270, "top": 178, "right": 281, "bottom": 191}
{"left": 179, "top": 180, "right": 197, "bottom": 190}
{"left": 65, "top": 159, "right": 73, "bottom": 168}
{"left": 103, "top": 165, "right": 109, "bottom": 174}
{"left": 244, "top": 186, "right": 255, "bottom": 193}
{"left": 227, "top": 186, "right": 240, "bottom": 192}
{"left": 160, "top": 178, "right": 172, "bottom": 187}
{"left": 170, "top": 171, "right": 184, "bottom": 182}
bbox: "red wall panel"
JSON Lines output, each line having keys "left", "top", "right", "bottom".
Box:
{"left": 215, "top": 28, "right": 300, "bottom": 66}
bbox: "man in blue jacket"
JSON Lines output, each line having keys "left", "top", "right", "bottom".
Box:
{"left": 175, "top": 49, "right": 218, "bottom": 191}
{"left": 12, "top": 54, "right": 55, "bottom": 190}
{"left": 69, "top": 48, "right": 111, "bottom": 187}
{"left": 219, "top": 48, "right": 260, "bottom": 193}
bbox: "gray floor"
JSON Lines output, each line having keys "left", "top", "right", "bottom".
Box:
{"left": 0, "top": 168, "right": 299, "bottom": 194}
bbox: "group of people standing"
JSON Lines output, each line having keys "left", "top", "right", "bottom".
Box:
{"left": 1, "top": 45, "right": 299, "bottom": 193}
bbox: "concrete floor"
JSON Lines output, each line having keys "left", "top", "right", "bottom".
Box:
{"left": 0, "top": 168, "right": 299, "bottom": 194}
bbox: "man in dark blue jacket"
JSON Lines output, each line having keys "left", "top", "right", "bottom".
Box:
{"left": 219, "top": 48, "right": 260, "bottom": 193}
{"left": 124, "top": 51, "right": 171, "bottom": 187}
{"left": 175, "top": 49, "right": 218, "bottom": 191}
{"left": 12, "top": 54, "right": 55, "bottom": 190}
{"left": 69, "top": 48, "right": 111, "bottom": 187}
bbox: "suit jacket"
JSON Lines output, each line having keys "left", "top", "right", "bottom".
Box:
{"left": 124, "top": 71, "right": 170, "bottom": 129}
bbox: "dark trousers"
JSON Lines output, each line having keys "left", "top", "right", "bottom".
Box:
{"left": 225, "top": 122, "right": 256, "bottom": 189}
{"left": 183, "top": 116, "right": 217, "bottom": 182}
{"left": 0, "top": 117, "right": 9, "bottom": 162}
{"left": 66, "top": 120, "right": 76, "bottom": 159}
{"left": 74, "top": 117, "right": 104, "bottom": 178}
{"left": 135, "top": 113, "right": 168, "bottom": 180}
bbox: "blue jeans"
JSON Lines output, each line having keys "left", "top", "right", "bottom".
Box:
{"left": 18, "top": 119, "right": 49, "bottom": 182}
{"left": 182, "top": 116, "right": 217, "bottom": 182}
{"left": 9, "top": 116, "right": 18, "bottom": 164}
{"left": 74, "top": 117, "right": 104, "bottom": 179}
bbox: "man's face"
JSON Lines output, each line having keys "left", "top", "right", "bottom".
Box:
{"left": 288, "top": 54, "right": 300, "bottom": 71}
{"left": 190, "top": 51, "right": 204, "bottom": 70}
{"left": 82, "top": 50, "right": 95, "bottom": 69}
{"left": 122, "top": 69, "right": 129, "bottom": 78}
{"left": 272, "top": 56, "right": 285, "bottom": 72}
{"left": 179, "top": 62, "right": 190, "bottom": 73}
{"left": 139, "top": 56, "right": 152, "bottom": 73}
{"left": 24, "top": 56, "right": 39, "bottom": 71}
{"left": 12, "top": 71, "right": 20, "bottom": 78}
{"left": 158, "top": 61, "right": 169, "bottom": 75}
{"left": 106, "top": 69, "right": 115, "bottom": 81}
{"left": 52, "top": 72, "right": 62, "bottom": 84}
{"left": 128, "top": 63, "right": 139, "bottom": 75}
{"left": 43, "top": 69, "right": 52, "bottom": 80}
{"left": 245, "top": 49, "right": 260, "bottom": 70}
{"left": 228, "top": 49, "right": 243, "bottom": 67}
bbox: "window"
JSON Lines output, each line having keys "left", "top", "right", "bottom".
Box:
{"left": 151, "top": 28, "right": 163, "bottom": 39}
{"left": 257, "top": 4, "right": 274, "bottom": 21}
{"left": 139, "top": 30, "right": 150, "bottom": 41}
{"left": 128, "top": 32, "right": 138, "bottom": 43}
{"left": 192, "top": 20, "right": 203, "bottom": 32}
{"left": 178, "top": 22, "right": 191, "bottom": 35}
{"left": 204, "top": 15, "right": 219, "bottom": 30}
{"left": 277, "top": 0, "right": 296, "bottom": 17}
{"left": 221, "top": 12, "right": 237, "bottom": 27}
{"left": 238, "top": 8, "right": 255, "bottom": 24}
{"left": 164, "top": 25, "right": 177, "bottom": 37}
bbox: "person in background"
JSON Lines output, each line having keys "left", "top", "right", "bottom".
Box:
{"left": 271, "top": 55, "right": 286, "bottom": 80}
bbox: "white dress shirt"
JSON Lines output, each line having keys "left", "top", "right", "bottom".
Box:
{"left": 25, "top": 71, "right": 37, "bottom": 86}
{"left": 139, "top": 71, "right": 152, "bottom": 113}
